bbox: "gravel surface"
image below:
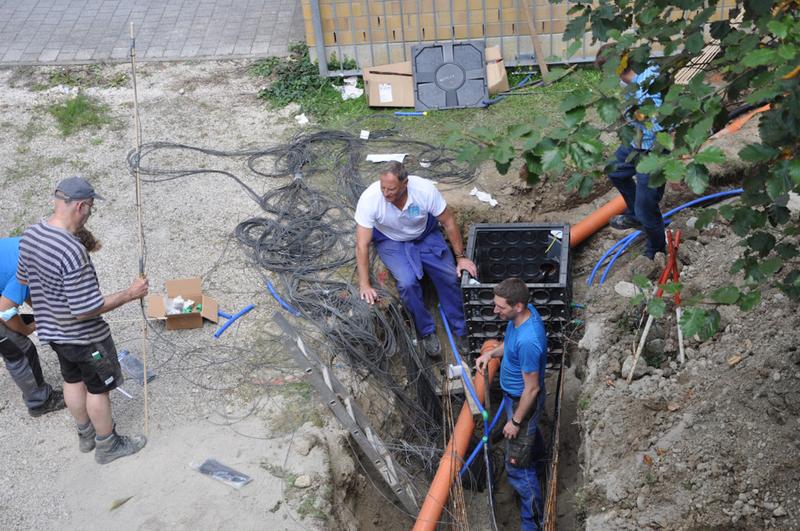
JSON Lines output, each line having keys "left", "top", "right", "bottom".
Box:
{"left": 0, "top": 61, "right": 337, "bottom": 530}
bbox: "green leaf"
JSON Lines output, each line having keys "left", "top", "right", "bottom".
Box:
{"left": 718, "top": 204, "right": 735, "bottom": 221}
{"left": 685, "top": 117, "right": 714, "bottom": 150}
{"left": 541, "top": 146, "right": 564, "bottom": 173}
{"left": 777, "top": 44, "right": 796, "bottom": 61}
{"left": 737, "top": 290, "right": 761, "bottom": 311}
{"left": 767, "top": 19, "right": 788, "bottom": 39}
{"left": 567, "top": 143, "right": 594, "bottom": 170}
{"left": 680, "top": 307, "right": 720, "bottom": 340}
{"left": 495, "top": 160, "right": 511, "bottom": 175}
{"left": 632, "top": 274, "right": 651, "bottom": 290}
{"left": 765, "top": 172, "right": 789, "bottom": 200}
{"left": 788, "top": 159, "right": 800, "bottom": 186}
{"left": 695, "top": 208, "right": 717, "bottom": 230}
{"left": 710, "top": 286, "right": 741, "bottom": 304}
{"left": 661, "top": 281, "right": 682, "bottom": 295}
{"left": 565, "top": 106, "right": 587, "bottom": 128}
{"left": 636, "top": 153, "right": 666, "bottom": 174}
{"left": 597, "top": 98, "right": 619, "bottom": 124}
{"left": 470, "top": 126, "right": 495, "bottom": 142}
{"left": 694, "top": 147, "right": 726, "bottom": 165}
{"left": 560, "top": 88, "right": 593, "bottom": 112}
{"left": 565, "top": 39, "right": 583, "bottom": 59}
{"left": 456, "top": 142, "right": 480, "bottom": 163}
{"left": 742, "top": 48, "right": 777, "bottom": 67}
{"left": 739, "top": 143, "right": 779, "bottom": 162}
{"left": 566, "top": 172, "right": 594, "bottom": 197}
{"left": 648, "top": 297, "right": 666, "bottom": 318}
{"left": 575, "top": 138, "right": 604, "bottom": 155}
{"left": 656, "top": 132, "right": 674, "bottom": 151}
{"left": 685, "top": 164, "right": 709, "bottom": 194}
{"left": 775, "top": 243, "right": 799, "bottom": 260}
{"left": 507, "top": 124, "right": 534, "bottom": 139}
{"left": 663, "top": 159, "right": 686, "bottom": 182}
{"left": 685, "top": 31, "right": 705, "bottom": 54}
{"left": 747, "top": 231, "right": 776, "bottom": 256}
{"left": 759, "top": 257, "right": 783, "bottom": 276}
{"left": 492, "top": 139, "right": 515, "bottom": 164}
{"left": 731, "top": 207, "right": 759, "bottom": 237}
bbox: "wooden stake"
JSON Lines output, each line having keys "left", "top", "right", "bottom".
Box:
{"left": 129, "top": 22, "right": 149, "bottom": 435}
{"left": 519, "top": 0, "right": 549, "bottom": 79}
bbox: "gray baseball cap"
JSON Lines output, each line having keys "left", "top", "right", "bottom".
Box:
{"left": 54, "top": 176, "right": 105, "bottom": 201}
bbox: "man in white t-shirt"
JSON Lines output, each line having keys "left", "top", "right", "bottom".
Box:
{"left": 354, "top": 162, "right": 477, "bottom": 355}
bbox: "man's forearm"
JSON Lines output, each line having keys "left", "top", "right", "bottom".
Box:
{"left": 2, "top": 313, "right": 31, "bottom": 336}
{"left": 76, "top": 289, "right": 133, "bottom": 320}
{"left": 443, "top": 220, "right": 466, "bottom": 256}
{"left": 356, "top": 243, "right": 371, "bottom": 287}
{"left": 512, "top": 386, "right": 540, "bottom": 423}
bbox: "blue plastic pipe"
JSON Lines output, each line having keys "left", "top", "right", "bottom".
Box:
{"left": 214, "top": 304, "right": 254, "bottom": 338}
{"left": 459, "top": 396, "right": 507, "bottom": 478}
{"left": 266, "top": 281, "right": 301, "bottom": 316}
{"left": 587, "top": 231, "right": 639, "bottom": 285}
{"left": 394, "top": 111, "right": 427, "bottom": 116}
{"left": 589, "top": 188, "right": 744, "bottom": 285}
{"left": 438, "top": 305, "right": 486, "bottom": 417}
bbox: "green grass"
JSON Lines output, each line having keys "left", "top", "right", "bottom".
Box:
{"left": 32, "top": 65, "right": 129, "bottom": 91}
{"left": 48, "top": 94, "right": 111, "bottom": 136}
{"left": 252, "top": 45, "right": 601, "bottom": 146}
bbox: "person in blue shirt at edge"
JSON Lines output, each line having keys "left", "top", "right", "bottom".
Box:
{"left": 475, "top": 277, "right": 547, "bottom": 530}
{"left": 0, "top": 237, "right": 66, "bottom": 417}
{"left": 596, "top": 43, "right": 667, "bottom": 260}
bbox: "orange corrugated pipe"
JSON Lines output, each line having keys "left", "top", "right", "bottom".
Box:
{"left": 413, "top": 340, "right": 500, "bottom": 531}
{"left": 570, "top": 194, "right": 627, "bottom": 248}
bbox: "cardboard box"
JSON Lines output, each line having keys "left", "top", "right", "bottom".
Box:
{"left": 146, "top": 278, "right": 219, "bottom": 330}
{"left": 485, "top": 45, "right": 510, "bottom": 95}
{"left": 363, "top": 61, "right": 414, "bottom": 108}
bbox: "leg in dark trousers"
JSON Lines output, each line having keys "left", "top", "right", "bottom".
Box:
{"left": 607, "top": 144, "right": 666, "bottom": 257}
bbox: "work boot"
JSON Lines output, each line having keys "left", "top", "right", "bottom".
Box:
{"left": 78, "top": 422, "right": 97, "bottom": 453}
{"left": 609, "top": 215, "right": 643, "bottom": 230}
{"left": 28, "top": 389, "right": 66, "bottom": 417}
{"left": 422, "top": 334, "right": 441, "bottom": 357}
{"left": 94, "top": 429, "right": 147, "bottom": 465}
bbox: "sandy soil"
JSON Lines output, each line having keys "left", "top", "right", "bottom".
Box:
{"left": 0, "top": 61, "right": 346, "bottom": 531}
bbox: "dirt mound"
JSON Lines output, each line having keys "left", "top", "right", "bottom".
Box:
{"left": 571, "top": 207, "right": 800, "bottom": 530}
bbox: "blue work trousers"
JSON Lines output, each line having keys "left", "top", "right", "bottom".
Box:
{"left": 608, "top": 144, "right": 666, "bottom": 257}
{"left": 373, "top": 218, "right": 467, "bottom": 337}
{"left": 504, "top": 394, "right": 545, "bottom": 530}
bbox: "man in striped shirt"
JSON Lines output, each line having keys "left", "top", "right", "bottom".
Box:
{"left": 17, "top": 176, "right": 149, "bottom": 465}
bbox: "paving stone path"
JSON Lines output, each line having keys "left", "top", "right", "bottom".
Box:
{"left": 0, "top": 0, "right": 304, "bottom": 64}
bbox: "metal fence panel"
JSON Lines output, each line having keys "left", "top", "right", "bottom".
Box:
{"left": 300, "top": 0, "right": 738, "bottom": 77}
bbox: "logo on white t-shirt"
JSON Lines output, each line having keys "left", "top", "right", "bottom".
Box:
{"left": 406, "top": 204, "right": 422, "bottom": 219}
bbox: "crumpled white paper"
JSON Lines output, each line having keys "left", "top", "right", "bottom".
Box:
{"left": 335, "top": 77, "right": 364, "bottom": 100}
{"left": 294, "top": 113, "right": 309, "bottom": 125}
{"left": 366, "top": 154, "right": 407, "bottom": 163}
{"left": 469, "top": 187, "right": 498, "bottom": 207}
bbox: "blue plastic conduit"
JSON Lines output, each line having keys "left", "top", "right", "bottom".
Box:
{"left": 481, "top": 75, "right": 540, "bottom": 107}
{"left": 266, "top": 281, "right": 301, "bottom": 316}
{"left": 214, "top": 304, "right": 255, "bottom": 338}
{"left": 588, "top": 188, "right": 744, "bottom": 285}
{"left": 438, "top": 305, "right": 487, "bottom": 418}
{"left": 459, "top": 396, "right": 507, "bottom": 478}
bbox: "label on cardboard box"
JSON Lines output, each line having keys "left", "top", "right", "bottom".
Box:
{"left": 379, "top": 83, "right": 393, "bottom": 103}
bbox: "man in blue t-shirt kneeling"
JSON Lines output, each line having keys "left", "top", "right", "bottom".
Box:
{"left": 476, "top": 277, "right": 547, "bottom": 530}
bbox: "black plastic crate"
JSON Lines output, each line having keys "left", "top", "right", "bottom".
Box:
{"left": 460, "top": 223, "right": 572, "bottom": 360}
